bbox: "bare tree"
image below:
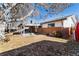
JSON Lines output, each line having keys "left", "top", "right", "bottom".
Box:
{"left": 0, "top": 3, "right": 72, "bottom": 40}
{"left": 0, "top": 3, "right": 71, "bottom": 21}
{"left": 34, "top": 3, "right": 71, "bottom": 19}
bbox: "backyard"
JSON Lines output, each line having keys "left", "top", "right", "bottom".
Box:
{"left": 0, "top": 33, "right": 79, "bottom": 56}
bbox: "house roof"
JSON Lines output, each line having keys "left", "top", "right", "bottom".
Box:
{"left": 41, "top": 15, "right": 73, "bottom": 24}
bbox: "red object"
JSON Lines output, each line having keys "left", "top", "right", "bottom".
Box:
{"left": 75, "top": 22, "right": 79, "bottom": 42}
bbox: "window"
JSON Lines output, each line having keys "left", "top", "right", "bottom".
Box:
{"left": 48, "top": 23, "right": 55, "bottom": 27}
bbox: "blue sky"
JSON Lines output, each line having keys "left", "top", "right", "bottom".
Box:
{"left": 27, "top": 3, "right": 79, "bottom": 24}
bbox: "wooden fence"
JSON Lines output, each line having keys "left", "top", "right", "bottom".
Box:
{"left": 36, "top": 27, "right": 71, "bottom": 38}
{"left": 36, "top": 27, "right": 64, "bottom": 34}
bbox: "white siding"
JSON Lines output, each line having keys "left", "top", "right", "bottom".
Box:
{"left": 42, "top": 24, "right": 48, "bottom": 28}
{"left": 71, "top": 15, "right": 77, "bottom": 24}
{"left": 63, "top": 16, "right": 75, "bottom": 28}
{"left": 42, "top": 15, "right": 77, "bottom": 28}
{"left": 55, "top": 22, "right": 63, "bottom": 27}
{"left": 42, "top": 22, "right": 63, "bottom": 28}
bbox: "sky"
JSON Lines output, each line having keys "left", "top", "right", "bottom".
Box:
{"left": 1, "top": 3, "right": 79, "bottom": 24}
{"left": 27, "top": 3, "right": 79, "bottom": 24}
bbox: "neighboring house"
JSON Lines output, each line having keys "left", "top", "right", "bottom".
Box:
{"left": 17, "top": 23, "right": 40, "bottom": 34}
{"left": 6, "top": 20, "right": 40, "bottom": 34}
{"left": 36, "top": 15, "right": 77, "bottom": 36}
{"left": 6, "top": 21, "right": 22, "bottom": 32}
{"left": 41, "top": 15, "right": 77, "bottom": 28}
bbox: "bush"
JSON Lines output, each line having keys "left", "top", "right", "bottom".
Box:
{"left": 55, "top": 31, "right": 62, "bottom": 38}
{"left": 48, "top": 31, "right": 62, "bottom": 38}
{"left": 60, "top": 29, "right": 70, "bottom": 39}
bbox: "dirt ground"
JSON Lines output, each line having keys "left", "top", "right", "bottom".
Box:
{"left": 0, "top": 33, "right": 69, "bottom": 54}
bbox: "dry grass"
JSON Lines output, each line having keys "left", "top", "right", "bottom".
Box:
{"left": 0, "top": 33, "right": 69, "bottom": 53}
